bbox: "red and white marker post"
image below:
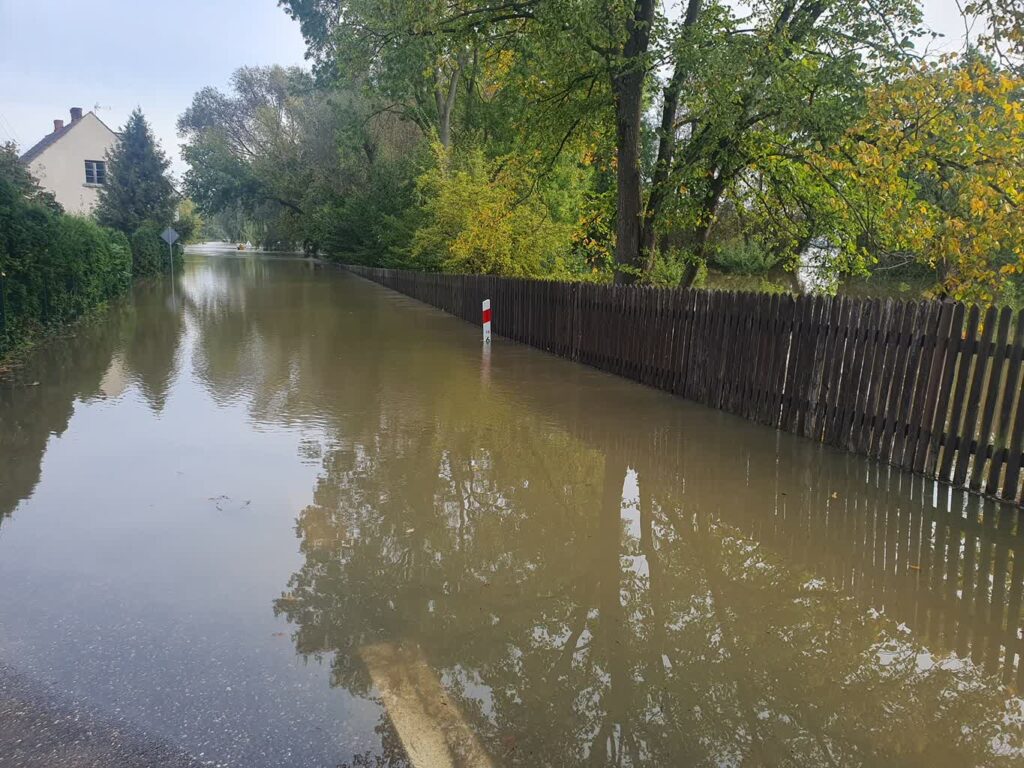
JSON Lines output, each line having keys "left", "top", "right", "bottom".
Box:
{"left": 482, "top": 299, "right": 492, "bottom": 344}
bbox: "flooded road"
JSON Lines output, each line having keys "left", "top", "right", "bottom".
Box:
{"left": 1, "top": 249, "right": 1022, "bottom": 767}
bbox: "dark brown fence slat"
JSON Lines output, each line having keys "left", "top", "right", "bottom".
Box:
{"left": 971, "top": 307, "right": 1013, "bottom": 490}
{"left": 847, "top": 299, "right": 881, "bottom": 452}
{"left": 901, "top": 302, "right": 941, "bottom": 470}
{"left": 988, "top": 311, "right": 1024, "bottom": 496}
{"left": 859, "top": 300, "right": 894, "bottom": 456}
{"left": 344, "top": 265, "right": 1024, "bottom": 504}
{"left": 809, "top": 296, "right": 840, "bottom": 440}
{"left": 939, "top": 305, "right": 981, "bottom": 483}
{"left": 879, "top": 302, "right": 919, "bottom": 464}
{"left": 925, "top": 303, "right": 967, "bottom": 477}
{"left": 763, "top": 292, "right": 780, "bottom": 419}
{"left": 782, "top": 296, "right": 811, "bottom": 430}
{"left": 1001, "top": 352, "right": 1024, "bottom": 502}
{"left": 953, "top": 306, "right": 998, "bottom": 488}
{"left": 843, "top": 300, "right": 874, "bottom": 448}
{"left": 913, "top": 302, "right": 956, "bottom": 474}
{"left": 796, "top": 296, "right": 826, "bottom": 437}
{"left": 894, "top": 302, "right": 936, "bottom": 469}
{"left": 823, "top": 298, "right": 853, "bottom": 446}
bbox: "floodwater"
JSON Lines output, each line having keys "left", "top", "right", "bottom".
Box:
{"left": 1, "top": 248, "right": 1022, "bottom": 767}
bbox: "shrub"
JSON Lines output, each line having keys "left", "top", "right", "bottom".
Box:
{"left": 0, "top": 188, "right": 132, "bottom": 356}
{"left": 646, "top": 248, "right": 708, "bottom": 287}
{"left": 48, "top": 217, "right": 132, "bottom": 319}
{"left": 130, "top": 221, "right": 181, "bottom": 277}
{"left": 0, "top": 145, "right": 133, "bottom": 358}
{"left": 411, "top": 145, "right": 574, "bottom": 277}
{"left": 709, "top": 238, "right": 784, "bottom": 276}
{"left": 311, "top": 156, "right": 423, "bottom": 268}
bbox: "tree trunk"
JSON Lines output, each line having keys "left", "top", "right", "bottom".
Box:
{"left": 611, "top": 0, "right": 656, "bottom": 285}
{"left": 434, "top": 59, "right": 462, "bottom": 150}
{"left": 641, "top": 69, "right": 683, "bottom": 271}
{"left": 641, "top": 0, "right": 703, "bottom": 270}
{"left": 613, "top": 78, "right": 645, "bottom": 284}
{"left": 678, "top": 170, "right": 728, "bottom": 287}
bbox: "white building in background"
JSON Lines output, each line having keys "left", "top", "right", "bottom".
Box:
{"left": 19, "top": 107, "right": 119, "bottom": 215}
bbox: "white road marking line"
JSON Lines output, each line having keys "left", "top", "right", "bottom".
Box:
{"left": 360, "top": 642, "right": 496, "bottom": 768}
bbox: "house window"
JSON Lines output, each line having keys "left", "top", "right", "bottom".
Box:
{"left": 84, "top": 160, "right": 106, "bottom": 185}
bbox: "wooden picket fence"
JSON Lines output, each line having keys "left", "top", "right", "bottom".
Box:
{"left": 345, "top": 266, "right": 1024, "bottom": 505}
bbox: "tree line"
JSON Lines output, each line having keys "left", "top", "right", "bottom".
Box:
{"left": 178, "top": 0, "right": 1024, "bottom": 303}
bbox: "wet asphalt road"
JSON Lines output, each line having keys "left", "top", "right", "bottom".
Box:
{"left": 0, "top": 665, "right": 204, "bottom": 768}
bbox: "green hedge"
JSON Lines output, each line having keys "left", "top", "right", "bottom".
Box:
{"left": 0, "top": 168, "right": 132, "bottom": 359}
{"left": 131, "top": 221, "right": 183, "bottom": 277}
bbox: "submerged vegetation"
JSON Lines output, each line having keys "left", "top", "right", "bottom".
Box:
{"left": 178, "top": 0, "right": 1024, "bottom": 304}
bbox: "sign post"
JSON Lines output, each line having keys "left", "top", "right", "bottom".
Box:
{"left": 482, "top": 299, "right": 492, "bottom": 344}
{"left": 160, "top": 227, "right": 180, "bottom": 274}
{"left": 161, "top": 227, "right": 180, "bottom": 304}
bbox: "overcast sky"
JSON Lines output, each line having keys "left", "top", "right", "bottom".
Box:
{"left": 0, "top": 0, "right": 974, "bottom": 178}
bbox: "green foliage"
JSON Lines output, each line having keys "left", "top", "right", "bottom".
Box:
{"left": 95, "top": 109, "right": 176, "bottom": 235}
{"left": 710, "top": 239, "right": 785, "bottom": 276}
{"left": 130, "top": 221, "right": 180, "bottom": 278}
{"left": 309, "top": 155, "right": 424, "bottom": 267}
{"left": 0, "top": 143, "right": 131, "bottom": 358}
{"left": 411, "top": 146, "right": 575, "bottom": 277}
{"left": 179, "top": 66, "right": 325, "bottom": 250}
{"left": 646, "top": 247, "right": 708, "bottom": 287}
{"left": 174, "top": 199, "right": 203, "bottom": 244}
{"left": 0, "top": 142, "right": 62, "bottom": 214}
{"left": 179, "top": 3, "right": 1020, "bottom": 301}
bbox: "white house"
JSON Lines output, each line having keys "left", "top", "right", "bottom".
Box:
{"left": 20, "top": 107, "right": 119, "bottom": 215}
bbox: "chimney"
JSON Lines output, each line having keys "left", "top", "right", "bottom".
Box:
{"left": 70, "top": 107, "right": 83, "bottom": 122}
{"left": 53, "top": 119, "right": 64, "bottom": 133}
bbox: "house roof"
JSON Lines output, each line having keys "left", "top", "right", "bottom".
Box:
{"left": 19, "top": 111, "right": 119, "bottom": 164}
{"left": 19, "top": 122, "right": 75, "bottom": 164}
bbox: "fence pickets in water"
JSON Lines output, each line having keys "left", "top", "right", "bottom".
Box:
{"left": 345, "top": 266, "right": 1024, "bottom": 506}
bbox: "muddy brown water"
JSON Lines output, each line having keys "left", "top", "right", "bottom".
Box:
{"left": 0, "top": 248, "right": 1022, "bottom": 767}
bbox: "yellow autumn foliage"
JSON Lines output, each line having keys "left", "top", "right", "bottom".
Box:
{"left": 826, "top": 59, "right": 1024, "bottom": 303}
{"left": 411, "top": 144, "right": 575, "bottom": 277}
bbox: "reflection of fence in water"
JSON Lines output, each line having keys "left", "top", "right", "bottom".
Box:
{"left": 347, "top": 265, "right": 1023, "bottom": 686}
{"left": 346, "top": 266, "right": 1024, "bottom": 506}
{"left": 634, "top": 426, "right": 1023, "bottom": 691}
{"left": 461, "top": 346, "right": 1024, "bottom": 693}
{"left": 738, "top": 462, "right": 1022, "bottom": 690}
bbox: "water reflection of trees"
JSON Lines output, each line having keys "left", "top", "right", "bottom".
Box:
{"left": 48, "top": 255, "right": 1010, "bottom": 766}
{"left": 183, "top": 256, "right": 349, "bottom": 419}
{"left": 248, "top": 277, "right": 1024, "bottom": 765}
{"left": 120, "top": 280, "right": 184, "bottom": 413}
{"left": 0, "top": 278, "right": 183, "bottom": 524}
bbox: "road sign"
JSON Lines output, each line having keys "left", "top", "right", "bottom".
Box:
{"left": 161, "top": 227, "right": 179, "bottom": 245}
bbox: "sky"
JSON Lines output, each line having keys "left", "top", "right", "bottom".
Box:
{"left": 0, "top": 1, "right": 977, "bottom": 179}
{"left": 0, "top": 0, "right": 308, "bottom": 176}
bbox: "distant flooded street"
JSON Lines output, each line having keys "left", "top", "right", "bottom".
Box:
{"left": 1, "top": 248, "right": 1022, "bottom": 767}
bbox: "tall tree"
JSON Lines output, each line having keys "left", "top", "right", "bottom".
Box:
{"left": 281, "top": 2, "right": 923, "bottom": 281}
{"left": 279, "top": 0, "right": 470, "bottom": 149}
{"left": 95, "top": 109, "right": 175, "bottom": 234}
{"left": 179, "top": 66, "right": 355, "bottom": 250}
